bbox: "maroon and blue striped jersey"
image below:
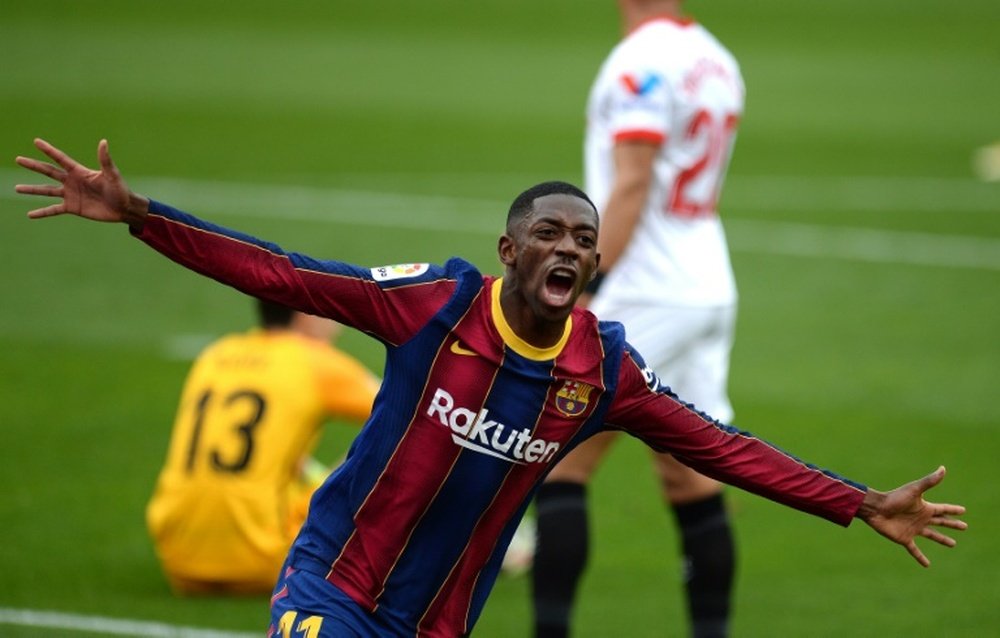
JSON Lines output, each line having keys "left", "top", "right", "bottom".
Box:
{"left": 135, "top": 200, "right": 867, "bottom": 636}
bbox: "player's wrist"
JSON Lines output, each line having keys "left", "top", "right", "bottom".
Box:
{"left": 122, "top": 193, "right": 150, "bottom": 230}
{"left": 856, "top": 488, "right": 886, "bottom": 522}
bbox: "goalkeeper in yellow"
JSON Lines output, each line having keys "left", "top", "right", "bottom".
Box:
{"left": 146, "top": 298, "right": 380, "bottom": 595}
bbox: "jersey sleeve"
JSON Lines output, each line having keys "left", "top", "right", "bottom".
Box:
{"left": 133, "top": 200, "right": 459, "bottom": 346}
{"left": 604, "top": 344, "right": 867, "bottom": 526}
{"left": 313, "top": 345, "right": 381, "bottom": 423}
{"left": 606, "top": 47, "right": 671, "bottom": 144}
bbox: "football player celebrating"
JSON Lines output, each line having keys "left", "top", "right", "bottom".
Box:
{"left": 16, "top": 138, "right": 966, "bottom": 638}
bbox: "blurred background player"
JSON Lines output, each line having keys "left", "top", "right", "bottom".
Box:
{"left": 146, "top": 298, "right": 380, "bottom": 595}
{"left": 532, "top": 1, "right": 743, "bottom": 636}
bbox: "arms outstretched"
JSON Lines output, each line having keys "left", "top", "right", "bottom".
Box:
{"left": 14, "top": 138, "right": 969, "bottom": 569}
{"left": 857, "top": 466, "right": 966, "bottom": 567}
{"left": 16, "top": 138, "right": 148, "bottom": 228}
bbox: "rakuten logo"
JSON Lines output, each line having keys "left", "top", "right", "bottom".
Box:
{"left": 426, "top": 388, "right": 560, "bottom": 465}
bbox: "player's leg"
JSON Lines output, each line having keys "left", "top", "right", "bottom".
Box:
{"left": 652, "top": 305, "right": 738, "bottom": 638}
{"left": 532, "top": 430, "right": 618, "bottom": 638}
{"left": 653, "top": 454, "right": 735, "bottom": 638}
{"left": 501, "top": 513, "right": 537, "bottom": 577}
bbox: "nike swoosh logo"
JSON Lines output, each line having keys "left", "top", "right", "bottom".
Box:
{"left": 450, "top": 340, "right": 478, "bottom": 357}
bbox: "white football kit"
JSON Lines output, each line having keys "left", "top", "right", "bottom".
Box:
{"left": 585, "top": 15, "right": 744, "bottom": 421}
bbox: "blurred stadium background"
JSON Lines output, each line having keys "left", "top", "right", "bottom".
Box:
{"left": 1, "top": 0, "right": 997, "bottom": 635}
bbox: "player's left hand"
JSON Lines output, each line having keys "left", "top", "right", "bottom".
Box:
{"left": 858, "top": 466, "right": 967, "bottom": 567}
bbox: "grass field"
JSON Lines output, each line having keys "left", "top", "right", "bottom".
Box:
{"left": 1, "top": 0, "right": 998, "bottom": 636}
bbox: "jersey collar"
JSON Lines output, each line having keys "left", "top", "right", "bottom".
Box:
{"left": 491, "top": 277, "right": 572, "bottom": 361}
{"left": 630, "top": 14, "right": 695, "bottom": 35}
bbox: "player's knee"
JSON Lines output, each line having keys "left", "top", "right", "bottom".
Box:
{"left": 544, "top": 432, "right": 617, "bottom": 483}
{"left": 653, "top": 456, "right": 721, "bottom": 505}
{"left": 543, "top": 463, "right": 592, "bottom": 484}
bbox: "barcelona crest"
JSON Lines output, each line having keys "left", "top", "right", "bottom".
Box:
{"left": 555, "top": 380, "right": 594, "bottom": 417}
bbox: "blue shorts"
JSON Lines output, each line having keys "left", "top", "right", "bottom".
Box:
{"left": 267, "top": 565, "right": 410, "bottom": 637}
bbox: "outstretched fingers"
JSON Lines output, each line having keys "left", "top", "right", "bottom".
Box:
{"left": 930, "top": 515, "right": 968, "bottom": 531}
{"left": 15, "top": 183, "right": 62, "bottom": 198}
{"left": 97, "top": 139, "right": 123, "bottom": 182}
{"left": 935, "top": 502, "right": 966, "bottom": 517}
{"left": 15, "top": 155, "right": 65, "bottom": 182}
{"left": 98, "top": 139, "right": 112, "bottom": 168}
{"left": 921, "top": 528, "right": 957, "bottom": 548}
{"left": 919, "top": 508, "right": 967, "bottom": 549}
{"left": 15, "top": 153, "right": 68, "bottom": 218}
{"left": 905, "top": 541, "right": 931, "bottom": 568}
{"left": 33, "top": 137, "right": 79, "bottom": 171}
{"left": 914, "top": 466, "right": 947, "bottom": 495}
{"left": 16, "top": 137, "right": 140, "bottom": 224}
{"left": 23, "top": 202, "right": 68, "bottom": 219}
{"left": 15, "top": 147, "right": 70, "bottom": 219}
{"left": 926, "top": 502, "right": 968, "bottom": 539}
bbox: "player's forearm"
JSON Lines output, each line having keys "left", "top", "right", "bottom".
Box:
{"left": 596, "top": 141, "right": 656, "bottom": 271}
{"left": 596, "top": 184, "right": 646, "bottom": 269}
{"left": 131, "top": 199, "right": 321, "bottom": 313}
{"left": 609, "top": 362, "right": 868, "bottom": 525}
{"left": 681, "top": 431, "right": 868, "bottom": 526}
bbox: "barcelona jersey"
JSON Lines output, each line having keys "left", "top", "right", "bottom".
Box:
{"left": 136, "top": 200, "right": 866, "bottom": 637}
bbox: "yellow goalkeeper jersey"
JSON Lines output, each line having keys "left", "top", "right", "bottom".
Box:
{"left": 146, "top": 328, "right": 378, "bottom": 592}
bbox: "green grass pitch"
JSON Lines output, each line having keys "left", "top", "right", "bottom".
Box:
{"left": 1, "top": 0, "right": 998, "bottom": 636}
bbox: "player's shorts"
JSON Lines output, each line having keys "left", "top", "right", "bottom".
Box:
{"left": 268, "top": 565, "right": 412, "bottom": 637}
{"left": 589, "top": 299, "right": 736, "bottom": 423}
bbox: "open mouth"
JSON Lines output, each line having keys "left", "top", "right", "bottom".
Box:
{"left": 544, "top": 270, "right": 576, "bottom": 305}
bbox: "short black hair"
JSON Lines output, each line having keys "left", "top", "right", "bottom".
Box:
{"left": 506, "top": 181, "right": 597, "bottom": 230}
{"left": 256, "top": 298, "right": 295, "bottom": 328}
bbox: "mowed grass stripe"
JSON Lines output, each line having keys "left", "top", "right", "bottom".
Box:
{"left": 0, "top": 607, "right": 259, "bottom": 638}
{"left": 4, "top": 170, "right": 996, "bottom": 270}
{"left": 727, "top": 219, "right": 1000, "bottom": 270}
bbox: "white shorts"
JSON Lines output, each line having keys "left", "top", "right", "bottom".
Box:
{"left": 590, "top": 298, "right": 737, "bottom": 423}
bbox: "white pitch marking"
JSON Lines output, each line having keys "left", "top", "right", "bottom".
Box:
{"left": 4, "top": 170, "right": 997, "bottom": 270}
{"left": 0, "top": 607, "right": 259, "bottom": 638}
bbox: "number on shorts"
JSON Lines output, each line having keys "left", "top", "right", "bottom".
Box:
{"left": 278, "top": 611, "right": 324, "bottom": 638}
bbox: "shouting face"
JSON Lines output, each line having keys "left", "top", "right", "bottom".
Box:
{"left": 498, "top": 193, "right": 600, "bottom": 332}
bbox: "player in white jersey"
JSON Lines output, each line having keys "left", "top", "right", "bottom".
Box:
{"left": 532, "top": 2, "right": 743, "bottom": 637}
